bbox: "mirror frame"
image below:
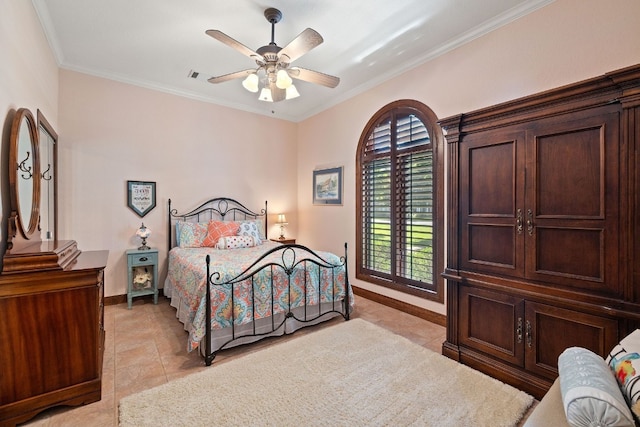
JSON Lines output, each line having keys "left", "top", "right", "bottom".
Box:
{"left": 37, "top": 110, "right": 58, "bottom": 242}
{"left": 9, "top": 108, "right": 41, "bottom": 240}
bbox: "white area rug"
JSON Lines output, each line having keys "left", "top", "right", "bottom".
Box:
{"left": 119, "top": 319, "right": 533, "bottom": 427}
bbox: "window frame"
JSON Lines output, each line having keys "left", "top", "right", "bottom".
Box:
{"left": 356, "top": 99, "right": 444, "bottom": 302}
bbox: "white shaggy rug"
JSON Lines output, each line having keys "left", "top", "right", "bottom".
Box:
{"left": 119, "top": 319, "right": 533, "bottom": 427}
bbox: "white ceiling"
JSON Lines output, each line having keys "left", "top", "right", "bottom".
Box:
{"left": 32, "top": 0, "right": 552, "bottom": 122}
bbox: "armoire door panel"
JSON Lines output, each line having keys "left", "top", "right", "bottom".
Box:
{"left": 534, "top": 226, "right": 603, "bottom": 283}
{"left": 468, "top": 141, "right": 516, "bottom": 216}
{"left": 459, "top": 286, "right": 525, "bottom": 366}
{"left": 467, "top": 223, "right": 515, "bottom": 268}
{"left": 459, "top": 129, "right": 525, "bottom": 276}
{"left": 526, "top": 109, "right": 620, "bottom": 295}
{"left": 534, "top": 126, "right": 604, "bottom": 218}
{"left": 525, "top": 302, "right": 618, "bottom": 380}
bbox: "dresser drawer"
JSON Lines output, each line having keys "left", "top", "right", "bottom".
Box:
{"left": 128, "top": 251, "right": 157, "bottom": 266}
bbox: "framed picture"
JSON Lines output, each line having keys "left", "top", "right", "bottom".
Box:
{"left": 313, "top": 167, "right": 343, "bottom": 205}
{"left": 127, "top": 180, "right": 156, "bottom": 217}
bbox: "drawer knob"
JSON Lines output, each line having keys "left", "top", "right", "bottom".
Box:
{"left": 139, "top": 257, "right": 148, "bottom": 262}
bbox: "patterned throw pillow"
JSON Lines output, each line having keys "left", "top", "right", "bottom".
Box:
{"left": 237, "top": 221, "right": 262, "bottom": 244}
{"left": 202, "top": 221, "right": 240, "bottom": 247}
{"left": 177, "top": 222, "right": 208, "bottom": 248}
{"left": 607, "top": 329, "right": 640, "bottom": 419}
{"left": 559, "top": 347, "right": 634, "bottom": 427}
{"left": 239, "top": 219, "right": 264, "bottom": 240}
{"left": 215, "top": 235, "right": 256, "bottom": 250}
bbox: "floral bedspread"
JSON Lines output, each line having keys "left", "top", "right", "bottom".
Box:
{"left": 167, "top": 241, "right": 352, "bottom": 351}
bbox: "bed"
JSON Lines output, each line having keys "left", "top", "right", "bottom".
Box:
{"left": 164, "top": 197, "right": 353, "bottom": 365}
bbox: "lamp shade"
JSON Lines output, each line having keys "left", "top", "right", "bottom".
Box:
{"left": 242, "top": 73, "right": 259, "bottom": 92}
{"left": 285, "top": 84, "right": 300, "bottom": 100}
{"left": 136, "top": 223, "right": 151, "bottom": 239}
{"left": 276, "top": 69, "right": 293, "bottom": 89}
{"left": 259, "top": 87, "right": 273, "bottom": 102}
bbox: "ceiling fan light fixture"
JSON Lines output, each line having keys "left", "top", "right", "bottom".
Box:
{"left": 259, "top": 87, "right": 274, "bottom": 102}
{"left": 242, "top": 73, "right": 259, "bottom": 92}
{"left": 205, "top": 7, "right": 339, "bottom": 103}
{"left": 285, "top": 84, "right": 300, "bottom": 100}
{"left": 276, "top": 69, "right": 293, "bottom": 89}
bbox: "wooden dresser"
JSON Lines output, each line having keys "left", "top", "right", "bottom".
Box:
{"left": 0, "top": 108, "right": 109, "bottom": 425}
{"left": 440, "top": 64, "right": 640, "bottom": 399}
{"left": 0, "top": 241, "right": 108, "bottom": 426}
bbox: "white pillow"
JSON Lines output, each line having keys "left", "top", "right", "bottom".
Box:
{"left": 216, "top": 235, "right": 256, "bottom": 250}
{"left": 558, "top": 347, "right": 634, "bottom": 427}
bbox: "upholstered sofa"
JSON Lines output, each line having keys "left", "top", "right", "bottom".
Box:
{"left": 523, "top": 378, "right": 569, "bottom": 427}
{"left": 524, "top": 331, "right": 640, "bottom": 427}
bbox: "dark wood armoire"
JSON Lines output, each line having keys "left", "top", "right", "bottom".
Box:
{"left": 440, "top": 63, "right": 640, "bottom": 399}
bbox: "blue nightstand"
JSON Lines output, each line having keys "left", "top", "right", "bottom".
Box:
{"left": 126, "top": 248, "right": 158, "bottom": 309}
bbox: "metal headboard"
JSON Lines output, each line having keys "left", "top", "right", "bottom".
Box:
{"left": 167, "top": 197, "right": 268, "bottom": 249}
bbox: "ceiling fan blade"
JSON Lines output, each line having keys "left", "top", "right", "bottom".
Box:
{"left": 207, "top": 69, "right": 255, "bottom": 84}
{"left": 206, "top": 29, "right": 263, "bottom": 61}
{"left": 278, "top": 28, "right": 323, "bottom": 64}
{"left": 269, "top": 81, "right": 286, "bottom": 102}
{"left": 289, "top": 67, "right": 340, "bottom": 88}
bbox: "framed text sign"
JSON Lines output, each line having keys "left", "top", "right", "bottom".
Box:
{"left": 127, "top": 180, "right": 156, "bottom": 217}
{"left": 313, "top": 167, "right": 343, "bottom": 205}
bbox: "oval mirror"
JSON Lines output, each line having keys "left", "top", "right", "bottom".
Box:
{"left": 9, "top": 108, "right": 41, "bottom": 239}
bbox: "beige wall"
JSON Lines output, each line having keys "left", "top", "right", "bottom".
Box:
{"left": 0, "top": 0, "right": 58, "bottom": 251}
{"left": 296, "top": 0, "right": 640, "bottom": 315}
{"left": 58, "top": 71, "right": 298, "bottom": 296}
{"left": 0, "top": 1, "right": 58, "bottom": 121}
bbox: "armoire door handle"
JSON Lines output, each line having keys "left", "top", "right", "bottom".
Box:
{"left": 516, "top": 317, "right": 523, "bottom": 343}
{"left": 516, "top": 209, "right": 523, "bottom": 234}
{"left": 526, "top": 320, "right": 532, "bottom": 348}
{"left": 526, "top": 209, "right": 534, "bottom": 236}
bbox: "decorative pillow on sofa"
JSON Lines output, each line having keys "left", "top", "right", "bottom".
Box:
{"left": 237, "top": 221, "right": 262, "bottom": 244}
{"left": 558, "top": 347, "right": 634, "bottom": 427}
{"left": 607, "top": 329, "right": 640, "bottom": 419}
{"left": 202, "top": 221, "right": 240, "bottom": 247}
{"left": 216, "top": 235, "right": 256, "bottom": 250}
{"left": 177, "top": 222, "right": 208, "bottom": 248}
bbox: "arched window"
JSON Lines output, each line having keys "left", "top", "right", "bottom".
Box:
{"left": 356, "top": 100, "right": 444, "bottom": 301}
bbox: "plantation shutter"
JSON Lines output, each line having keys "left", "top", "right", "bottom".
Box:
{"left": 396, "top": 113, "right": 433, "bottom": 286}
{"left": 361, "top": 116, "right": 392, "bottom": 276}
{"left": 360, "top": 110, "right": 433, "bottom": 290}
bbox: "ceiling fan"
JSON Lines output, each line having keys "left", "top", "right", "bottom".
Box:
{"left": 204, "top": 7, "right": 340, "bottom": 102}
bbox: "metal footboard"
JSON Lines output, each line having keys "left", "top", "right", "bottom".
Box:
{"left": 204, "top": 243, "right": 350, "bottom": 366}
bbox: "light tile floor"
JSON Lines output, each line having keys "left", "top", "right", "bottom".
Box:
{"left": 22, "top": 295, "right": 447, "bottom": 426}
